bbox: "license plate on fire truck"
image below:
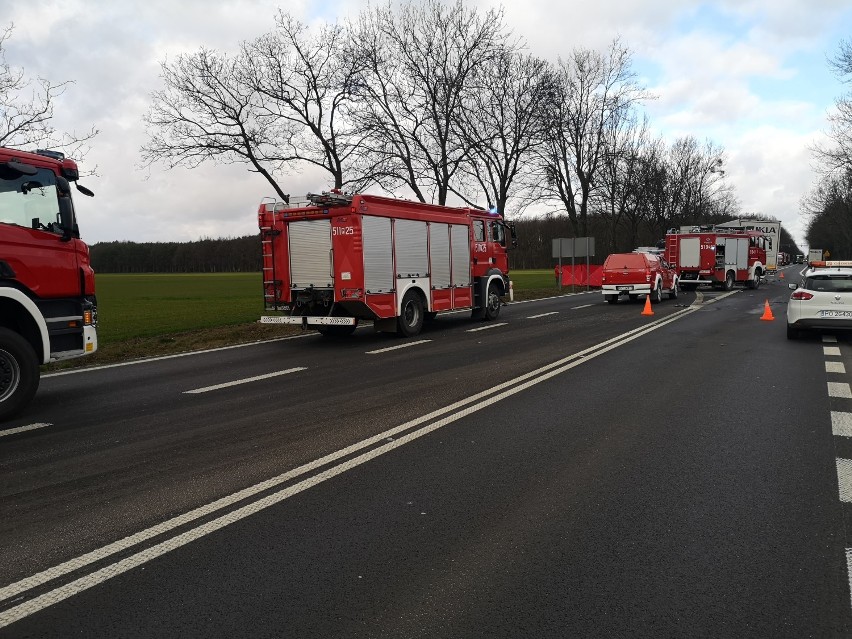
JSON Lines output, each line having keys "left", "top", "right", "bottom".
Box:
{"left": 616, "top": 285, "right": 634, "bottom": 291}
{"left": 819, "top": 309, "right": 852, "bottom": 318}
{"left": 260, "top": 316, "right": 356, "bottom": 325}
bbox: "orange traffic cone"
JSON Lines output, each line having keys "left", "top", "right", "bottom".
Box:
{"left": 779, "top": 271, "right": 785, "bottom": 279}
{"left": 760, "top": 299, "right": 774, "bottom": 321}
{"left": 641, "top": 295, "right": 654, "bottom": 316}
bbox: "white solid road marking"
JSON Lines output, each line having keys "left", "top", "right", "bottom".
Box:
{"left": 827, "top": 361, "right": 847, "bottom": 374}
{"left": 366, "top": 340, "right": 431, "bottom": 354}
{"left": 837, "top": 459, "right": 852, "bottom": 502}
{"left": 0, "top": 423, "right": 51, "bottom": 438}
{"left": 572, "top": 304, "right": 593, "bottom": 310}
{"left": 824, "top": 346, "right": 842, "bottom": 357}
{"left": 833, "top": 412, "right": 852, "bottom": 438}
{"left": 466, "top": 323, "right": 508, "bottom": 333}
{"left": 526, "top": 312, "right": 558, "bottom": 319}
{"left": 828, "top": 382, "right": 852, "bottom": 399}
{"left": 0, "top": 306, "right": 701, "bottom": 629}
{"left": 183, "top": 368, "right": 306, "bottom": 394}
{"left": 43, "top": 334, "right": 312, "bottom": 378}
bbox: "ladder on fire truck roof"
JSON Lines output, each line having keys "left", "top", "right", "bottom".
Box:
{"left": 306, "top": 191, "right": 354, "bottom": 207}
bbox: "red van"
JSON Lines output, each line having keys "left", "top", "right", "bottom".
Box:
{"left": 601, "top": 252, "right": 679, "bottom": 304}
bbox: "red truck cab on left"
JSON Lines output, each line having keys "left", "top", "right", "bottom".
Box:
{"left": 0, "top": 147, "right": 97, "bottom": 420}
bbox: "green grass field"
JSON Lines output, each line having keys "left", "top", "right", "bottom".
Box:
{"left": 95, "top": 273, "right": 266, "bottom": 343}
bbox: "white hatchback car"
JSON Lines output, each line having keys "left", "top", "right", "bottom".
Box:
{"left": 787, "top": 261, "right": 852, "bottom": 339}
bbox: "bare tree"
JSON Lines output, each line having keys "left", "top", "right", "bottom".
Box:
{"left": 813, "top": 38, "right": 852, "bottom": 176}
{"left": 242, "top": 11, "right": 368, "bottom": 191}
{"left": 349, "top": 0, "right": 510, "bottom": 204}
{"left": 143, "top": 13, "right": 365, "bottom": 201}
{"left": 0, "top": 24, "right": 97, "bottom": 161}
{"left": 534, "top": 39, "right": 648, "bottom": 237}
{"left": 142, "top": 47, "right": 291, "bottom": 199}
{"left": 452, "top": 48, "right": 553, "bottom": 216}
{"left": 596, "top": 113, "right": 653, "bottom": 251}
{"left": 666, "top": 136, "right": 732, "bottom": 226}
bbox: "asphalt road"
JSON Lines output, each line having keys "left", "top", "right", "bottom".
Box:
{"left": 2, "top": 268, "right": 851, "bottom": 637}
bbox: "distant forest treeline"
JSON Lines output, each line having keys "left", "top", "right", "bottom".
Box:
{"left": 90, "top": 213, "right": 799, "bottom": 274}
{"left": 91, "top": 236, "right": 261, "bottom": 273}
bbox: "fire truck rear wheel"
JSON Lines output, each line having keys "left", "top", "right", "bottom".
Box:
{"left": 398, "top": 291, "right": 424, "bottom": 337}
{"left": 724, "top": 271, "right": 735, "bottom": 291}
{"left": 0, "top": 328, "right": 40, "bottom": 421}
{"left": 484, "top": 282, "right": 502, "bottom": 320}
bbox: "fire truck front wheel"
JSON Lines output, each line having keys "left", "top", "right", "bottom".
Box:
{"left": 0, "top": 328, "right": 40, "bottom": 421}
{"left": 397, "top": 291, "right": 424, "bottom": 337}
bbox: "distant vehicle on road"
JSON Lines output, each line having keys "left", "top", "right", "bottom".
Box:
{"left": 601, "top": 252, "right": 678, "bottom": 304}
{"left": 786, "top": 260, "right": 852, "bottom": 339}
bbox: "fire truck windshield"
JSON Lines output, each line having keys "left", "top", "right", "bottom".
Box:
{"left": 0, "top": 166, "right": 63, "bottom": 232}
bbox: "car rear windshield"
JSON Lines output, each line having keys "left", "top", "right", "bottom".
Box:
{"left": 604, "top": 254, "right": 648, "bottom": 269}
{"left": 804, "top": 274, "right": 852, "bottom": 292}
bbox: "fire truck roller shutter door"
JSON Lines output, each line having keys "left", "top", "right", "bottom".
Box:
{"left": 430, "top": 223, "right": 451, "bottom": 288}
{"left": 289, "top": 220, "right": 333, "bottom": 288}
{"left": 363, "top": 216, "right": 394, "bottom": 293}
{"left": 451, "top": 224, "right": 471, "bottom": 286}
{"left": 394, "top": 219, "right": 428, "bottom": 279}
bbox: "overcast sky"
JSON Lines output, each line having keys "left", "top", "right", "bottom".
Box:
{"left": 4, "top": 0, "right": 851, "bottom": 249}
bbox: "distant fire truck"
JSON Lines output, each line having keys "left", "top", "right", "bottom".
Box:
{"left": 664, "top": 226, "right": 769, "bottom": 290}
{"left": 258, "top": 192, "right": 516, "bottom": 337}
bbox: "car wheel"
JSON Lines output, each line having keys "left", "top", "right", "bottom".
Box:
{"left": 652, "top": 282, "right": 663, "bottom": 303}
{"left": 786, "top": 323, "right": 799, "bottom": 340}
{"left": 669, "top": 281, "right": 678, "bottom": 300}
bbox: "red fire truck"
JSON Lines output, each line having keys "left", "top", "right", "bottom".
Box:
{"left": 258, "top": 192, "right": 516, "bottom": 337}
{"left": 664, "top": 226, "right": 769, "bottom": 291}
{"left": 0, "top": 147, "right": 97, "bottom": 420}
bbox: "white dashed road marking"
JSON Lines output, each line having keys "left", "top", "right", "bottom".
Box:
{"left": 0, "top": 423, "right": 51, "bottom": 438}
{"left": 183, "top": 368, "right": 307, "bottom": 394}
{"left": 833, "top": 412, "right": 852, "bottom": 438}
{"left": 825, "top": 346, "right": 842, "bottom": 357}
{"left": 466, "top": 323, "right": 508, "bottom": 333}
{"left": 836, "top": 459, "right": 852, "bottom": 502}
{"left": 527, "top": 312, "right": 558, "bottom": 319}
{"left": 828, "top": 382, "right": 852, "bottom": 399}
{"left": 827, "top": 361, "right": 847, "bottom": 374}
{"left": 366, "top": 340, "right": 431, "bottom": 354}
{"left": 572, "top": 304, "right": 593, "bottom": 310}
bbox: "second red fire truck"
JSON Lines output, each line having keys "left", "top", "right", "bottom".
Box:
{"left": 664, "top": 226, "right": 769, "bottom": 291}
{"left": 258, "top": 192, "right": 516, "bottom": 337}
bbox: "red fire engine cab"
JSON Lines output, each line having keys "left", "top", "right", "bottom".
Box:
{"left": 0, "top": 147, "right": 97, "bottom": 420}
{"left": 664, "top": 226, "right": 769, "bottom": 291}
{"left": 258, "top": 192, "right": 516, "bottom": 337}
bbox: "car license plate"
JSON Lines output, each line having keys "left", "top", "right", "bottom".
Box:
{"left": 820, "top": 309, "right": 852, "bottom": 318}
{"left": 616, "top": 285, "right": 633, "bottom": 291}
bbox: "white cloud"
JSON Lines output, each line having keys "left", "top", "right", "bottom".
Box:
{"left": 2, "top": 0, "right": 850, "bottom": 249}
